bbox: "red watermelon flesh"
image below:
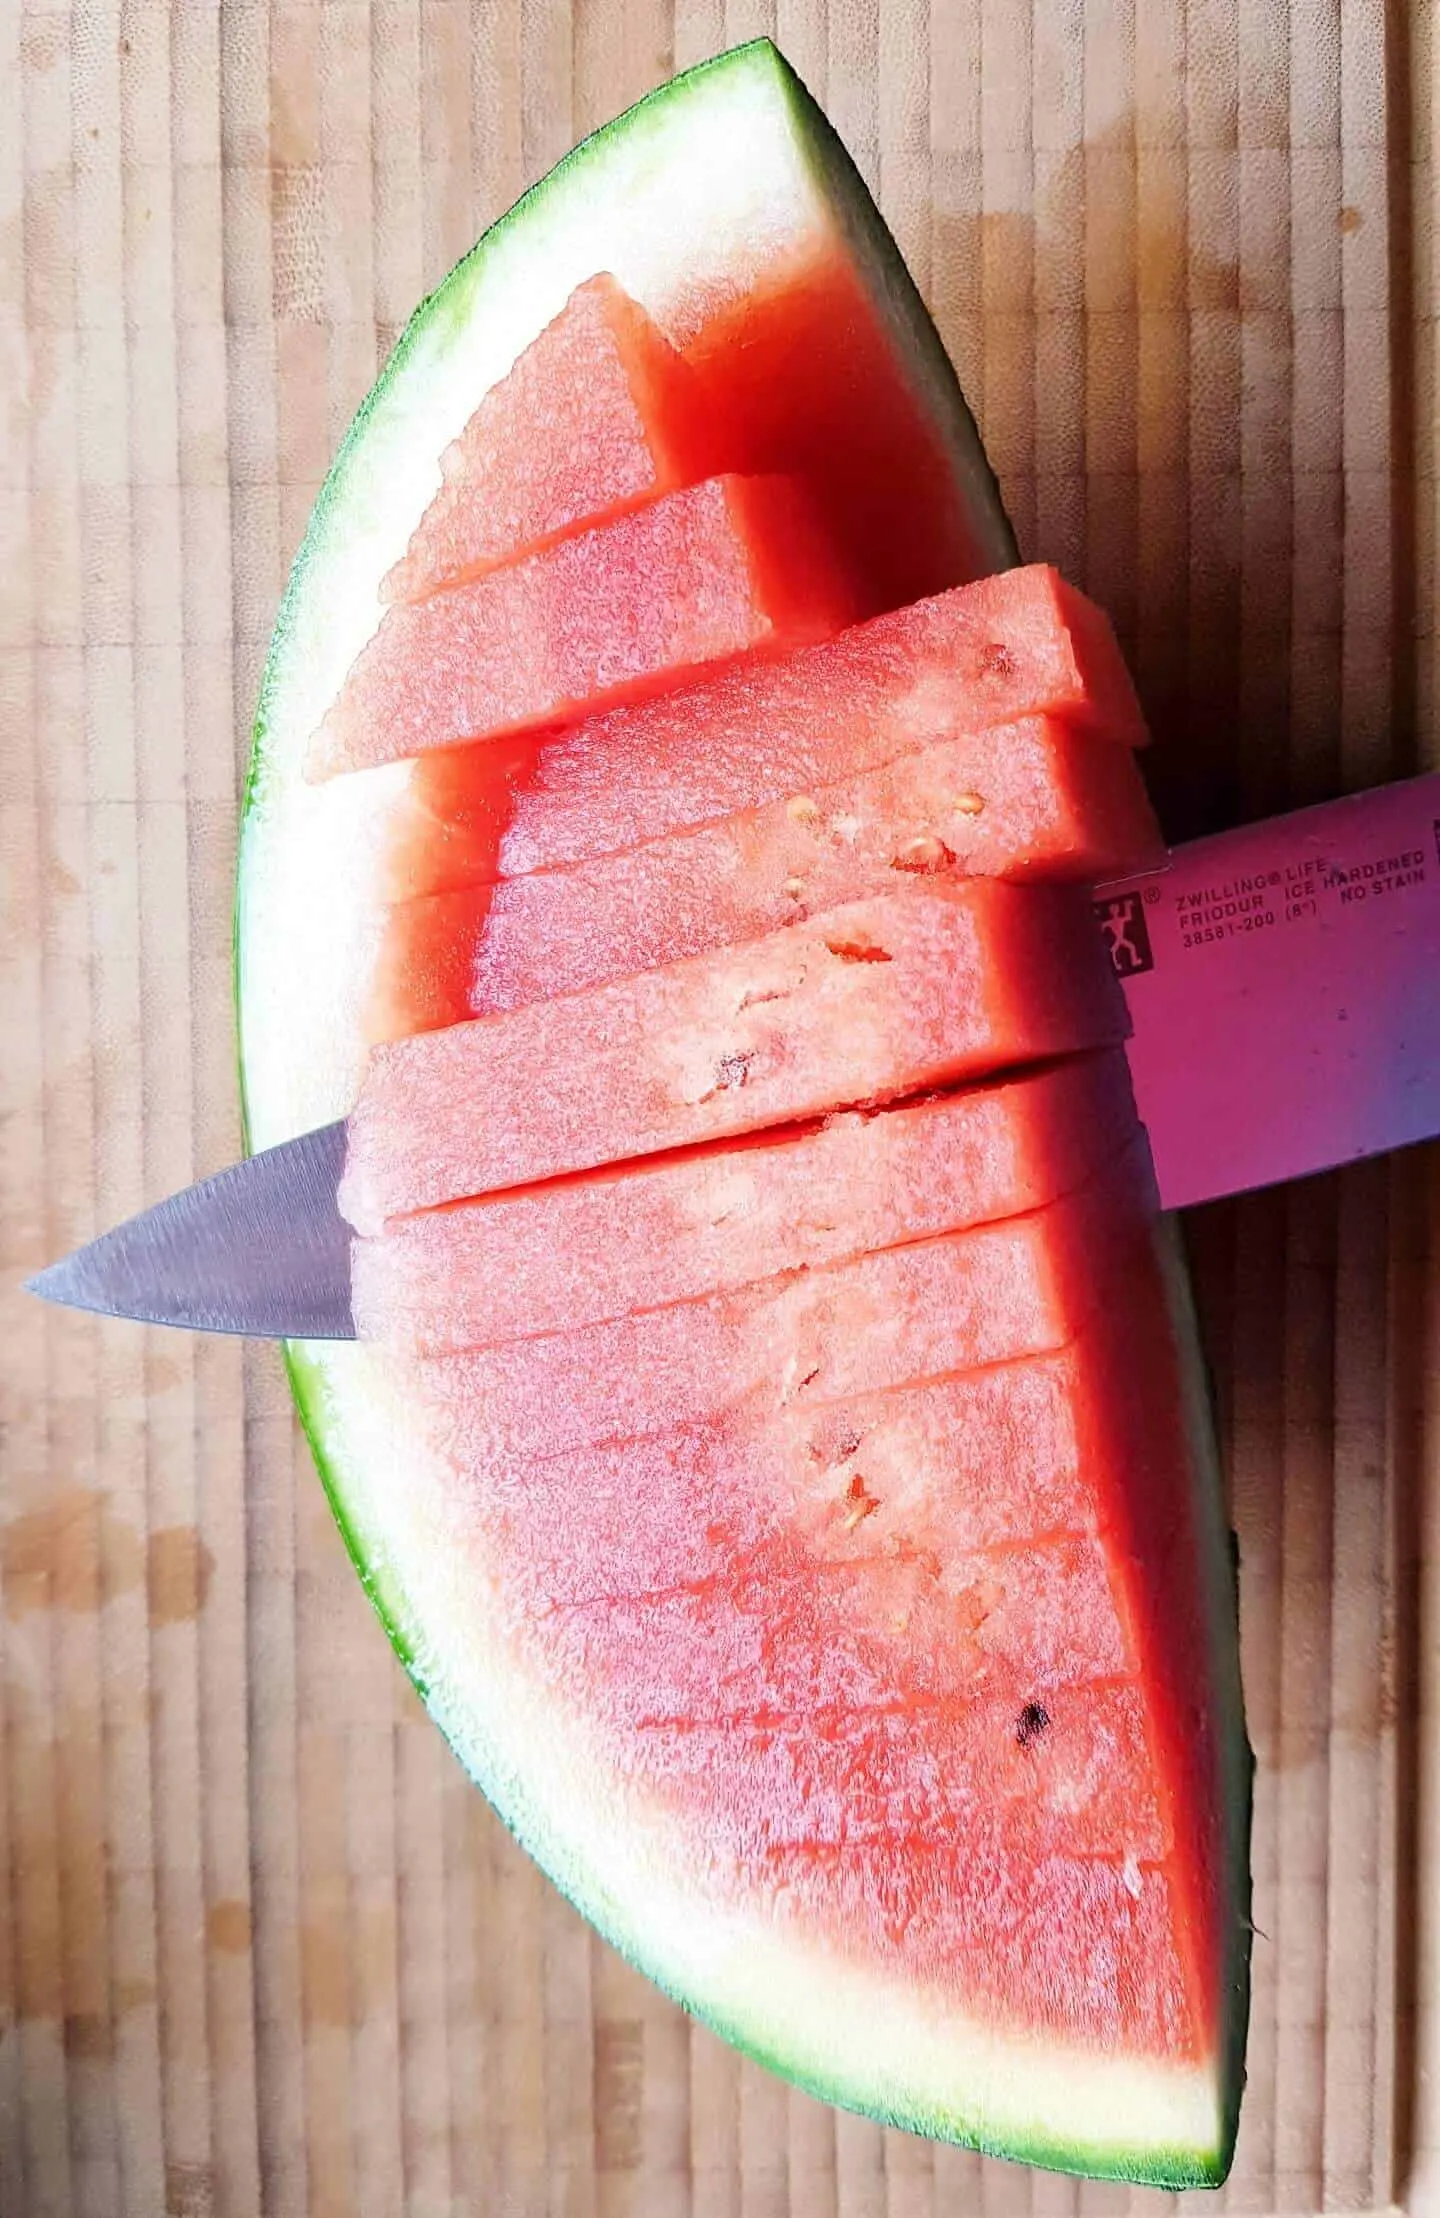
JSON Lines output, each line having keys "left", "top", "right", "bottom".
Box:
{"left": 623, "top": 1687, "right": 1174, "bottom": 1866}
{"left": 339, "top": 881, "right": 1128, "bottom": 1233}
{"left": 367, "top": 716, "right": 1162, "bottom": 1039}
{"left": 380, "top": 566, "right": 1149, "bottom": 901}
{"left": 309, "top": 474, "right": 859, "bottom": 781}
{"left": 680, "top": 247, "right": 1001, "bottom": 616}
{"left": 474, "top": 1499, "right": 1187, "bottom": 2050}
{"left": 351, "top": 1049, "right": 1141, "bottom": 1347}
{"left": 425, "top": 1355, "right": 1151, "bottom": 1559}
{"left": 390, "top": 1137, "right": 1155, "bottom": 1398}
{"left": 406, "top": 1215, "right": 1221, "bottom": 2058}
{"left": 383, "top": 276, "right": 707, "bottom": 604}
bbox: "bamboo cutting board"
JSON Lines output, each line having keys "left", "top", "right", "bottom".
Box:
{"left": 1, "top": 3, "right": 1437, "bottom": 2214}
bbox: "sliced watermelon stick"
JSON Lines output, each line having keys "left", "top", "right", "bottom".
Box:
{"left": 394, "top": 1136, "right": 1155, "bottom": 1392}
{"left": 352, "top": 1049, "right": 1141, "bottom": 1347}
{"left": 428, "top": 1287, "right": 1191, "bottom": 1585}
{"left": 383, "top": 275, "right": 708, "bottom": 604}
{"left": 309, "top": 474, "right": 858, "bottom": 781}
{"left": 775, "top": 1336, "right": 1187, "bottom": 1557}
{"left": 368, "top": 715, "right": 1162, "bottom": 1037}
{"left": 604, "top": 1676, "right": 1172, "bottom": 1861}
{"left": 339, "top": 881, "right": 1128, "bottom": 1232}
{"left": 529, "top": 1528, "right": 1138, "bottom": 1702}
{"left": 381, "top": 564, "right": 1150, "bottom": 900}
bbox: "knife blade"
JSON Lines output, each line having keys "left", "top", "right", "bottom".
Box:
{"left": 27, "top": 1119, "right": 354, "bottom": 1338}
{"left": 27, "top": 772, "right": 1440, "bottom": 1339}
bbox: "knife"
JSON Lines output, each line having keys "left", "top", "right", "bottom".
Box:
{"left": 27, "top": 772, "right": 1440, "bottom": 1340}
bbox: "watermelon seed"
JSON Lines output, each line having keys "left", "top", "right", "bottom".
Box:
{"left": 951, "top": 790, "right": 986, "bottom": 816}
{"left": 841, "top": 1475, "right": 880, "bottom": 1531}
{"left": 783, "top": 876, "right": 806, "bottom": 900}
{"left": 1015, "top": 1701, "right": 1050, "bottom": 1749}
{"left": 890, "top": 835, "right": 956, "bottom": 874}
{"left": 823, "top": 936, "right": 893, "bottom": 964}
{"left": 786, "top": 794, "right": 820, "bottom": 824}
{"left": 712, "top": 1052, "right": 754, "bottom": 1091}
{"left": 954, "top": 1581, "right": 999, "bottom": 1634}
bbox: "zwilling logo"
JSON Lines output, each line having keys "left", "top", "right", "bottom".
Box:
{"left": 1094, "top": 891, "right": 1155, "bottom": 978}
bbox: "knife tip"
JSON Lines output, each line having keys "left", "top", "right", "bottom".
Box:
{"left": 24, "top": 1257, "right": 98, "bottom": 1314}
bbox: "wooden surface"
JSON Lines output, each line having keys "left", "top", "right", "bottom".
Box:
{"left": 1, "top": 3, "right": 1438, "bottom": 2214}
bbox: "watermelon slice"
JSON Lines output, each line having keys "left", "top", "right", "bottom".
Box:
{"left": 383, "top": 274, "right": 708, "bottom": 603}
{"left": 235, "top": 38, "right": 1248, "bottom": 2187}
{"left": 380, "top": 565, "right": 1149, "bottom": 902}
{"left": 368, "top": 715, "right": 1162, "bottom": 1038}
{"left": 394, "top": 1157, "right": 1240, "bottom": 2139}
{"left": 351, "top": 1049, "right": 1142, "bottom": 1345}
{"left": 311, "top": 473, "right": 857, "bottom": 780}
{"left": 432, "top": 1337, "right": 1166, "bottom": 1569}
{"left": 340, "top": 882, "right": 1128, "bottom": 1232}
{"left": 394, "top": 1136, "right": 1155, "bottom": 1382}
{"left": 406, "top": 1243, "right": 1230, "bottom": 2102}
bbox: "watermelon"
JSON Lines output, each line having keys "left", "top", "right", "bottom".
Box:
{"left": 351, "top": 1049, "right": 1142, "bottom": 1345}
{"left": 379, "top": 565, "right": 1149, "bottom": 903}
{"left": 235, "top": 37, "right": 1248, "bottom": 2188}
{"left": 310, "top": 473, "right": 858, "bottom": 780}
{"left": 339, "top": 881, "right": 1128, "bottom": 1233}
{"left": 383, "top": 274, "right": 708, "bottom": 603}
{"left": 367, "top": 714, "right": 1162, "bottom": 1039}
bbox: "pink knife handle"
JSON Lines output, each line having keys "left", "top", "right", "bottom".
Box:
{"left": 1097, "top": 773, "right": 1440, "bottom": 1210}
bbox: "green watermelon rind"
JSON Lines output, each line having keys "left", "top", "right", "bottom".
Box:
{"left": 236, "top": 37, "right": 1249, "bottom": 2185}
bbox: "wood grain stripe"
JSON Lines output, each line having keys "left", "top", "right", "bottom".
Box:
{"left": 396, "top": 1716, "right": 454, "bottom": 2216}
{"left": 0, "top": 28, "right": 28, "bottom": 2174}
{"left": 1407, "top": 1146, "right": 1439, "bottom": 2213}
{"left": 177, "top": 3, "right": 264, "bottom": 2168}
{"left": 247, "top": 1397, "right": 309, "bottom": 2218}
{"left": 124, "top": 9, "right": 222, "bottom": 2205}
{"left": 1322, "top": 1166, "right": 1389, "bottom": 2208}
{"left": 67, "top": 11, "right": 170, "bottom": 2215}
{"left": 42, "top": 27, "right": 121, "bottom": 2193}
{"left": 443, "top": 1768, "right": 502, "bottom": 2216}
{"left": 15, "top": 11, "right": 81, "bottom": 2212}
{"left": 226, "top": 7, "right": 315, "bottom": 2209}
{"left": 1410, "top": 10, "right": 1440, "bottom": 2207}
{"left": 5, "top": 33, "right": 69, "bottom": 2189}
